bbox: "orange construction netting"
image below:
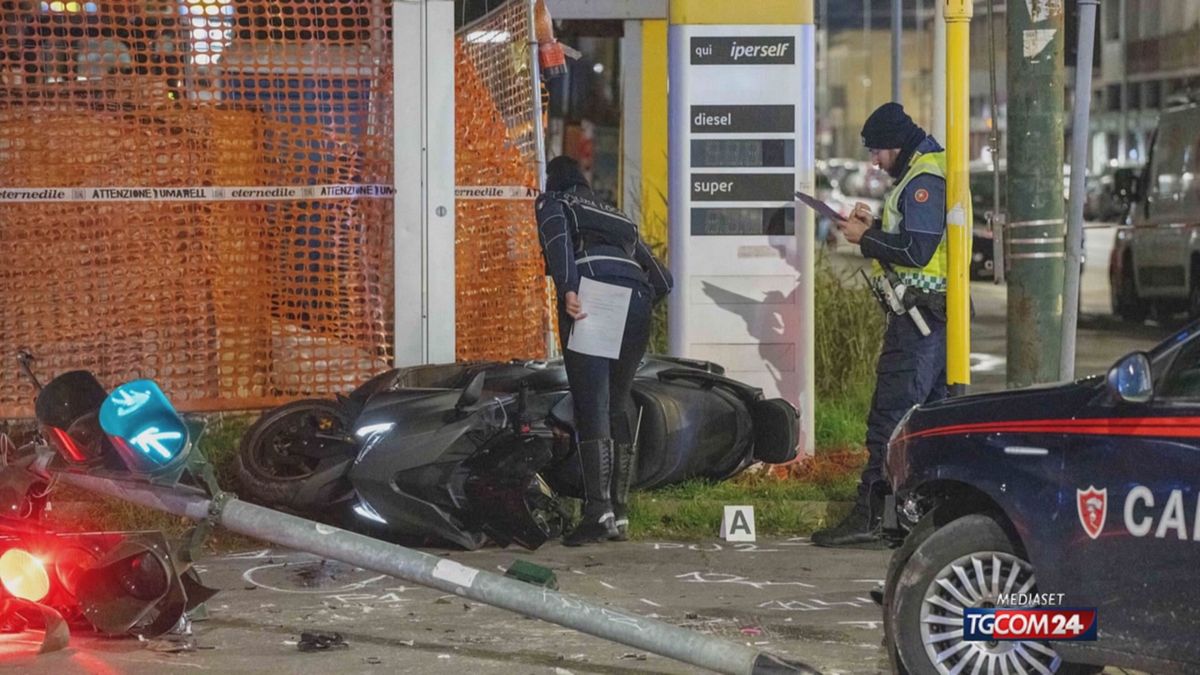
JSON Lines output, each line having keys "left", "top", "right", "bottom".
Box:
{"left": 454, "top": 1, "right": 548, "bottom": 362}
{"left": 0, "top": 0, "right": 546, "bottom": 418}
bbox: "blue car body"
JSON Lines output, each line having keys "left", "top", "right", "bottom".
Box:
{"left": 886, "top": 323, "right": 1200, "bottom": 672}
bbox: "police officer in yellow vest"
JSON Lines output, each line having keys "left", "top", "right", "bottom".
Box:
{"left": 814, "top": 103, "right": 950, "bottom": 548}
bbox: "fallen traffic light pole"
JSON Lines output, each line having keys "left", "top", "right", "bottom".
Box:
{"left": 56, "top": 471, "right": 819, "bottom": 675}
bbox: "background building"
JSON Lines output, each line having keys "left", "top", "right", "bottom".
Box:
{"left": 1092, "top": 0, "right": 1200, "bottom": 167}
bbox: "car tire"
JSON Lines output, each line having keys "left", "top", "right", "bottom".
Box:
{"left": 886, "top": 513, "right": 1102, "bottom": 675}
{"left": 1113, "top": 258, "right": 1148, "bottom": 323}
{"left": 234, "top": 399, "right": 355, "bottom": 512}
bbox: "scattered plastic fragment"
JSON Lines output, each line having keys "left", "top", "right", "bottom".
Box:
{"left": 297, "top": 631, "right": 349, "bottom": 652}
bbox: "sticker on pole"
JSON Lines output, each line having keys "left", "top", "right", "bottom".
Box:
{"left": 720, "top": 505, "right": 756, "bottom": 542}
{"left": 947, "top": 203, "right": 968, "bottom": 230}
{"left": 432, "top": 559, "right": 479, "bottom": 589}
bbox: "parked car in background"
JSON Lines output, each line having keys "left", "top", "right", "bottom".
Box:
{"left": 1086, "top": 163, "right": 1142, "bottom": 223}
{"left": 1110, "top": 98, "right": 1200, "bottom": 322}
{"left": 969, "top": 164, "right": 1006, "bottom": 281}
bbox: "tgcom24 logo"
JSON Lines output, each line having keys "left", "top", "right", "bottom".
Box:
{"left": 963, "top": 608, "right": 1099, "bottom": 642}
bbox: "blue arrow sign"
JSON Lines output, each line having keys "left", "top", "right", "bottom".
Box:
{"left": 128, "top": 427, "right": 183, "bottom": 459}
{"left": 99, "top": 380, "right": 188, "bottom": 468}
{"left": 111, "top": 388, "right": 151, "bottom": 417}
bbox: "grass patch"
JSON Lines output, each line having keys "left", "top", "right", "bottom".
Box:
{"left": 811, "top": 254, "right": 882, "bottom": 451}
{"left": 627, "top": 453, "right": 863, "bottom": 539}
{"left": 814, "top": 381, "right": 873, "bottom": 450}
{"left": 195, "top": 413, "right": 252, "bottom": 491}
{"left": 814, "top": 254, "right": 884, "bottom": 402}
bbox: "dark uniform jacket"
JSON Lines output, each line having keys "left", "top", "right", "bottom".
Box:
{"left": 536, "top": 187, "right": 673, "bottom": 301}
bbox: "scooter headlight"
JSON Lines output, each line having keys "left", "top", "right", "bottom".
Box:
{"left": 355, "top": 422, "right": 395, "bottom": 439}
{"left": 352, "top": 498, "right": 388, "bottom": 525}
{"left": 354, "top": 422, "right": 394, "bottom": 464}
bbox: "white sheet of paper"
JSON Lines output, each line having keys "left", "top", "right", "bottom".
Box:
{"left": 567, "top": 277, "right": 632, "bottom": 359}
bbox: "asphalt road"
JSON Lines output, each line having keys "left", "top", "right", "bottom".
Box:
{"left": 2, "top": 540, "right": 894, "bottom": 675}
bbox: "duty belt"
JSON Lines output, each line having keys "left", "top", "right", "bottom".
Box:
{"left": 575, "top": 255, "right": 640, "bottom": 269}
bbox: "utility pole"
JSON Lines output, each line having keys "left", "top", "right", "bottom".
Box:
{"left": 891, "top": 0, "right": 902, "bottom": 103}
{"left": 1006, "top": 0, "right": 1066, "bottom": 387}
{"left": 932, "top": 0, "right": 946, "bottom": 141}
{"left": 945, "top": 0, "right": 972, "bottom": 395}
{"left": 1061, "top": 0, "right": 1099, "bottom": 381}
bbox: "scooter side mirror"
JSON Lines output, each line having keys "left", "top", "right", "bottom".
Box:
{"left": 456, "top": 372, "right": 486, "bottom": 410}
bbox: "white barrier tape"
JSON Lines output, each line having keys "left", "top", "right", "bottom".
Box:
{"left": 454, "top": 185, "right": 539, "bottom": 200}
{"left": 0, "top": 185, "right": 396, "bottom": 202}
{"left": 0, "top": 185, "right": 540, "bottom": 202}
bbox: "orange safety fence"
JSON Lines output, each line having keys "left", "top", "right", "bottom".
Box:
{"left": 0, "top": 0, "right": 545, "bottom": 419}
{"left": 454, "top": 0, "right": 547, "bottom": 362}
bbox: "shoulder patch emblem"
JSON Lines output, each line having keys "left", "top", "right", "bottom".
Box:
{"left": 914, "top": 188, "right": 930, "bottom": 203}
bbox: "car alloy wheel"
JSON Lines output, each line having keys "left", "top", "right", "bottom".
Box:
{"left": 919, "top": 550, "right": 1063, "bottom": 674}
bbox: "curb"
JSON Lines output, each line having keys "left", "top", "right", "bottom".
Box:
{"left": 629, "top": 498, "right": 856, "bottom": 539}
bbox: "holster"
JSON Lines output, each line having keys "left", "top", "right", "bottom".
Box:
{"left": 910, "top": 290, "right": 948, "bottom": 322}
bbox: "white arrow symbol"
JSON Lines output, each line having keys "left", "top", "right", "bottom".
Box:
{"left": 113, "top": 389, "right": 151, "bottom": 417}
{"left": 129, "top": 426, "right": 182, "bottom": 459}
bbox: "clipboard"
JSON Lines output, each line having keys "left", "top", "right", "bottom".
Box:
{"left": 795, "top": 191, "right": 845, "bottom": 221}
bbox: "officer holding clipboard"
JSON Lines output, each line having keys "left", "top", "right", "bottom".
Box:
{"left": 536, "top": 156, "right": 673, "bottom": 546}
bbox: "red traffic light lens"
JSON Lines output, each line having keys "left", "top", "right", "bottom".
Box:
{"left": 119, "top": 552, "right": 169, "bottom": 602}
{"left": 0, "top": 548, "right": 50, "bottom": 602}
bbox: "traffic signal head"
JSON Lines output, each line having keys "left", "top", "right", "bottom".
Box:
{"left": 98, "top": 380, "right": 190, "bottom": 476}
{"left": 34, "top": 370, "right": 110, "bottom": 465}
{"left": 0, "top": 529, "right": 215, "bottom": 639}
{"left": 75, "top": 533, "right": 187, "bottom": 636}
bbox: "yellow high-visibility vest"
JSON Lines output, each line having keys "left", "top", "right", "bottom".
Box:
{"left": 871, "top": 150, "right": 955, "bottom": 292}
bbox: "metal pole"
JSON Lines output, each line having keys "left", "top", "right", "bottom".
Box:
{"left": 1061, "top": 0, "right": 1098, "bottom": 382}
{"left": 932, "top": 0, "right": 946, "bottom": 141}
{"left": 863, "top": 0, "right": 871, "bottom": 104}
{"left": 1006, "top": 0, "right": 1067, "bottom": 387}
{"left": 1117, "top": 0, "right": 1128, "bottom": 161}
{"left": 529, "top": 0, "right": 558, "bottom": 359}
{"left": 56, "top": 473, "right": 817, "bottom": 675}
{"left": 986, "top": 0, "right": 1004, "bottom": 284}
{"left": 819, "top": 0, "right": 829, "bottom": 154}
{"left": 945, "top": 0, "right": 973, "bottom": 396}
{"left": 891, "top": 0, "right": 902, "bottom": 103}
{"left": 529, "top": 0, "right": 547, "bottom": 189}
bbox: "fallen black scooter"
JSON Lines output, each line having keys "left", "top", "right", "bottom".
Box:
{"left": 235, "top": 356, "right": 799, "bottom": 550}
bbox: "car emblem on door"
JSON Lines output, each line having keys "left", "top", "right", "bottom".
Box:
{"left": 1077, "top": 486, "right": 1108, "bottom": 540}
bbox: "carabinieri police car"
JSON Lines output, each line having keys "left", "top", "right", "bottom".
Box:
{"left": 882, "top": 322, "right": 1200, "bottom": 675}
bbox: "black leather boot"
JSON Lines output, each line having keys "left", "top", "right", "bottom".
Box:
{"left": 563, "top": 438, "right": 618, "bottom": 546}
{"left": 609, "top": 441, "right": 637, "bottom": 541}
{"left": 810, "top": 486, "right": 887, "bottom": 549}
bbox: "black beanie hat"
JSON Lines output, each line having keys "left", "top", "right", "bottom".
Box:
{"left": 545, "top": 155, "right": 590, "bottom": 192}
{"left": 861, "top": 102, "right": 920, "bottom": 150}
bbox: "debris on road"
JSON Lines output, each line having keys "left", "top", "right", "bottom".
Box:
{"left": 297, "top": 631, "right": 349, "bottom": 652}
